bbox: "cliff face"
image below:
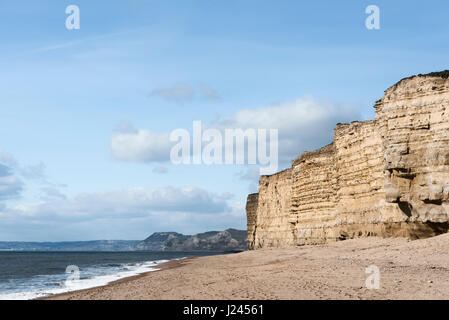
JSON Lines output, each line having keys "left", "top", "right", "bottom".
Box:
{"left": 246, "top": 193, "right": 259, "bottom": 250}
{"left": 247, "top": 72, "right": 449, "bottom": 249}
{"left": 250, "top": 170, "right": 294, "bottom": 249}
{"left": 137, "top": 229, "right": 247, "bottom": 252}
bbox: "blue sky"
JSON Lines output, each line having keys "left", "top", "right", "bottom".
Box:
{"left": 0, "top": 0, "right": 448, "bottom": 241}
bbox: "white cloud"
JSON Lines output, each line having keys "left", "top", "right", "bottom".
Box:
{"left": 150, "top": 83, "right": 195, "bottom": 102}
{"left": 41, "top": 187, "right": 67, "bottom": 201}
{"left": 21, "top": 162, "right": 46, "bottom": 180}
{"left": 111, "top": 125, "right": 172, "bottom": 162}
{"left": 152, "top": 166, "right": 168, "bottom": 174}
{"left": 1, "top": 186, "right": 232, "bottom": 221}
{"left": 0, "top": 153, "right": 23, "bottom": 201}
{"left": 0, "top": 149, "right": 64, "bottom": 202}
{"left": 0, "top": 147, "right": 242, "bottom": 240}
{"left": 0, "top": 164, "right": 12, "bottom": 177}
{"left": 111, "top": 97, "right": 361, "bottom": 165}
{"left": 236, "top": 168, "right": 262, "bottom": 194}
{"left": 214, "top": 97, "right": 361, "bottom": 163}
{"left": 237, "top": 167, "right": 260, "bottom": 182}
{"left": 149, "top": 83, "right": 221, "bottom": 102}
{"left": 199, "top": 84, "right": 221, "bottom": 100}
{"left": 0, "top": 185, "right": 238, "bottom": 240}
{"left": 0, "top": 174, "right": 23, "bottom": 201}
{"left": 0, "top": 151, "right": 17, "bottom": 168}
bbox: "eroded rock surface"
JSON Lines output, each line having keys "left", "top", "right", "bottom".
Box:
{"left": 247, "top": 72, "right": 449, "bottom": 249}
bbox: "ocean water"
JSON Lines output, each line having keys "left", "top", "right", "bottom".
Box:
{"left": 0, "top": 251, "right": 222, "bottom": 300}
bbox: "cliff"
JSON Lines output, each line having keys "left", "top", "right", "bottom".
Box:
{"left": 137, "top": 229, "right": 247, "bottom": 252}
{"left": 247, "top": 71, "right": 449, "bottom": 249}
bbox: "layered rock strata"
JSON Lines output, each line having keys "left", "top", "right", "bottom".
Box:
{"left": 247, "top": 72, "right": 449, "bottom": 249}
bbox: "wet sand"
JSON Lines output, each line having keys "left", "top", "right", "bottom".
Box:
{"left": 43, "top": 233, "right": 449, "bottom": 300}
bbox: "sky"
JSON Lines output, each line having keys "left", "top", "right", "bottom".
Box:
{"left": 0, "top": 0, "right": 448, "bottom": 241}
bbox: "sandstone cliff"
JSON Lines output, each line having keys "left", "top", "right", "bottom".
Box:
{"left": 247, "top": 71, "right": 449, "bottom": 249}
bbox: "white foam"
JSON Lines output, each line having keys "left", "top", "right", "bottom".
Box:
{"left": 0, "top": 259, "right": 174, "bottom": 300}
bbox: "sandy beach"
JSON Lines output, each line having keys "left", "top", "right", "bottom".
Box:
{"left": 43, "top": 233, "right": 449, "bottom": 300}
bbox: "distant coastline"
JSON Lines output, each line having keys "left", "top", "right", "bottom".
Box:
{"left": 0, "top": 228, "right": 246, "bottom": 252}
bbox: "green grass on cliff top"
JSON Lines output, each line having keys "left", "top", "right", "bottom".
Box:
{"left": 399, "top": 70, "right": 449, "bottom": 83}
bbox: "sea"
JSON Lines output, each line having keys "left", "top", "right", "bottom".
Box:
{"left": 0, "top": 251, "right": 223, "bottom": 300}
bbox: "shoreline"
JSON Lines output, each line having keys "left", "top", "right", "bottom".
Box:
{"left": 38, "top": 257, "right": 196, "bottom": 300}
{"left": 40, "top": 234, "right": 449, "bottom": 300}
